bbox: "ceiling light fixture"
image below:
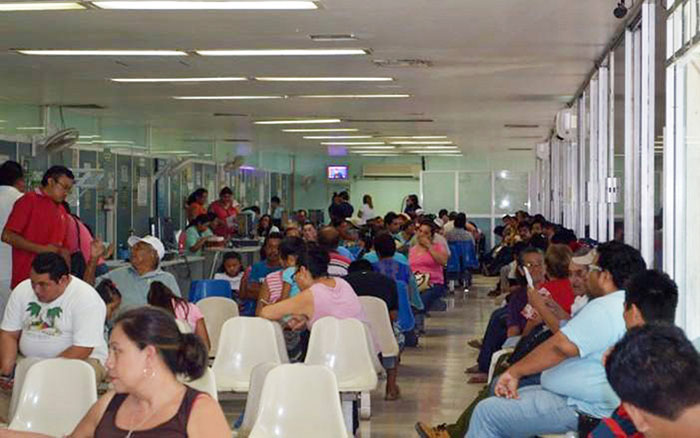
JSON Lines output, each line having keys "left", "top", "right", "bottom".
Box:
{"left": 16, "top": 49, "right": 187, "bottom": 56}
{"left": 299, "top": 94, "right": 409, "bottom": 99}
{"left": 407, "top": 150, "right": 459, "bottom": 154}
{"left": 15, "top": 126, "right": 45, "bottom": 130}
{"left": 401, "top": 146, "right": 457, "bottom": 150}
{"left": 303, "top": 135, "right": 371, "bottom": 139}
{"left": 0, "top": 2, "right": 84, "bottom": 11}
{"left": 283, "top": 128, "right": 358, "bottom": 133}
{"left": 384, "top": 136, "right": 447, "bottom": 139}
{"left": 359, "top": 154, "right": 401, "bottom": 157}
{"left": 173, "top": 95, "right": 284, "bottom": 100}
{"left": 349, "top": 146, "right": 396, "bottom": 151}
{"left": 111, "top": 77, "right": 247, "bottom": 83}
{"left": 92, "top": 1, "right": 318, "bottom": 9}
{"left": 391, "top": 140, "right": 453, "bottom": 145}
{"left": 255, "top": 118, "right": 341, "bottom": 125}
{"left": 196, "top": 49, "right": 368, "bottom": 56}
{"left": 321, "top": 142, "right": 385, "bottom": 146}
{"left": 310, "top": 34, "right": 357, "bottom": 42}
{"left": 255, "top": 77, "right": 392, "bottom": 82}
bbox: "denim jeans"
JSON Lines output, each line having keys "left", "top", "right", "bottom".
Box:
{"left": 476, "top": 306, "right": 508, "bottom": 373}
{"left": 420, "top": 283, "right": 446, "bottom": 312}
{"left": 466, "top": 385, "right": 578, "bottom": 438}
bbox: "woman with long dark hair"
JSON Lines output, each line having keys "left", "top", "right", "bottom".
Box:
{"left": 147, "top": 281, "right": 211, "bottom": 352}
{"left": 186, "top": 188, "right": 208, "bottom": 222}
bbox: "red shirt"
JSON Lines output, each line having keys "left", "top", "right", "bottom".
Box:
{"left": 209, "top": 201, "right": 238, "bottom": 237}
{"left": 4, "top": 189, "right": 69, "bottom": 289}
{"left": 542, "top": 277, "right": 575, "bottom": 314}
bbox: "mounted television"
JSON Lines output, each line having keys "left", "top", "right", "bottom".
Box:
{"left": 327, "top": 165, "right": 349, "bottom": 181}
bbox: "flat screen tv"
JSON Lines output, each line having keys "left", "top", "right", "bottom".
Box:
{"left": 327, "top": 165, "right": 349, "bottom": 181}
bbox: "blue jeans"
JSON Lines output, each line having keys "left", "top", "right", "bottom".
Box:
{"left": 420, "top": 284, "right": 446, "bottom": 312}
{"left": 466, "top": 385, "right": 578, "bottom": 438}
{"left": 477, "top": 306, "right": 508, "bottom": 373}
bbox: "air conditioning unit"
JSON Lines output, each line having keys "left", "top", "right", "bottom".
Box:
{"left": 363, "top": 164, "right": 421, "bottom": 178}
{"left": 555, "top": 108, "right": 577, "bottom": 141}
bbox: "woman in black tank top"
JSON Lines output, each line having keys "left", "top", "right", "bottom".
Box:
{"left": 3, "top": 308, "right": 230, "bottom": 438}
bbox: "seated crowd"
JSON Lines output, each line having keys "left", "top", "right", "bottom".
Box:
{"left": 0, "top": 162, "right": 698, "bottom": 437}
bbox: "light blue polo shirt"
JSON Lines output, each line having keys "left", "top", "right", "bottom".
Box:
{"left": 541, "top": 290, "right": 626, "bottom": 418}
{"left": 97, "top": 266, "right": 181, "bottom": 315}
{"left": 362, "top": 251, "right": 408, "bottom": 265}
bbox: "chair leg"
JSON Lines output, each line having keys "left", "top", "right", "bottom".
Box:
{"left": 360, "top": 391, "right": 371, "bottom": 420}
{"left": 341, "top": 393, "right": 356, "bottom": 436}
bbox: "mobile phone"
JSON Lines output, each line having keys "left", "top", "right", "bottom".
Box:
{"left": 523, "top": 266, "right": 534, "bottom": 288}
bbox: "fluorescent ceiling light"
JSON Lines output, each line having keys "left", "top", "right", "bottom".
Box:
{"left": 196, "top": 49, "right": 368, "bottom": 56}
{"left": 255, "top": 119, "right": 340, "bottom": 125}
{"left": 321, "top": 142, "right": 385, "bottom": 146}
{"left": 153, "top": 150, "right": 193, "bottom": 154}
{"left": 92, "top": 140, "right": 134, "bottom": 144}
{"left": 349, "top": 146, "right": 397, "bottom": 151}
{"left": 407, "top": 150, "right": 460, "bottom": 154}
{"left": 16, "top": 126, "right": 45, "bottom": 130}
{"left": 300, "top": 94, "right": 409, "bottom": 99}
{"left": 391, "top": 140, "right": 454, "bottom": 145}
{"left": 79, "top": 135, "right": 101, "bottom": 139}
{"left": 111, "top": 77, "right": 247, "bottom": 83}
{"left": 303, "top": 135, "right": 371, "bottom": 139}
{"left": 384, "top": 136, "right": 447, "bottom": 139}
{"left": 402, "top": 146, "right": 457, "bottom": 150}
{"left": 93, "top": 1, "right": 317, "bottom": 9}
{"left": 282, "top": 128, "right": 358, "bottom": 132}
{"left": 16, "top": 50, "right": 187, "bottom": 56}
{"left": 173, "top": 95, "right": 284, "bottom": 100}
{"left": 0, "top": 2, "right": 84, "bottom": 11}
{"left": 256, "top": 77, "right": 392, "bottom": 82}
{"left": 0, "top": 120, "right": 6, "bottom": 122}
{"left": 359, "top": 154, "right": 401, "bottom": 157}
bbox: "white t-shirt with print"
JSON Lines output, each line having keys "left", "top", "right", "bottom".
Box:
{"left": 1, "top": 276, "right": 108, "bottom": 365}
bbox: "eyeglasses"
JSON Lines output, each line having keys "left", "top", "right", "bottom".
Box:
{"left": 524, "top": 262, "right": 543, "bottom": 269}
{"left": 589, "top": 264, "right": 603, "bottom": 273}
{"left": 53, "top": 179, "right": 73, "bottom": 194}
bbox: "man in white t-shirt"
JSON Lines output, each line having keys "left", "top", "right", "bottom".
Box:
{"left": 0, "top": 252, "right": 107, "bottom": 421}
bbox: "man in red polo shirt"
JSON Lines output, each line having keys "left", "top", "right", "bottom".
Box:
{"left": 1, "top": 165, "right": 74, "bottom": 289}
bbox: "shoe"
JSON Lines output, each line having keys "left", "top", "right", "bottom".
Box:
{"left": 415, "top": 422, "right": 450, "bottom": 438}
{"left": 467, "top": 373, "right": 488, "bottom": 384}
{"left": 467, "top": 339, "right": 482, "bottom": 350}
{"left": 487, "top": 288, "right": 501, "bottom": 297}
{"left": 464, "top": 364, "right": 481, "bottom": 374}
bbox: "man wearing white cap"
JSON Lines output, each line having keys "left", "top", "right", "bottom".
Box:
{"left": 84, "top": 235, "right": 181, "bottom": 315}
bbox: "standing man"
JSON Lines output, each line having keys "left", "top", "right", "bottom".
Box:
{"left": 1, "top": 165, "right": 73, "bottom": 290}
{"left": 0, "top": 161, "right": 25, "bottom": 319}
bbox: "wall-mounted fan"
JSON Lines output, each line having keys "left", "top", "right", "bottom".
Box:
{"left": 223, "top": 156, "right": 245, "bottom": 172}
{"left": 36, "top": 128, "right": 80, "bottom": 154}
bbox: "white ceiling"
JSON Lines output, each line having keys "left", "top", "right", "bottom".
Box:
{"left": 0, "top": 0, "right": 623, "bottom": 155}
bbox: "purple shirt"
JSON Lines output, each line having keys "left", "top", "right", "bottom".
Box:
{"left": 506, "top": 286, "right": 528, "bottom": 331}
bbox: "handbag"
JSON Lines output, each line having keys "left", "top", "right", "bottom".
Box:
{"left": 414, "top": 271, "right": 431, "bottom": 292}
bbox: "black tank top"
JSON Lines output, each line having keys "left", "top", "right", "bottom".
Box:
{"left": 95, "top": 387, "right": 201, "bottom": 438}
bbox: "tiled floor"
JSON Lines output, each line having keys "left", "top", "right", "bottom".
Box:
{"left": 222, "top": 275, "right": 499, "bottom": 437}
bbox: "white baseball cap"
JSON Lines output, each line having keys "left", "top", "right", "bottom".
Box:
{"left": 127, "top": 235, "right": 165, "bottom": 260}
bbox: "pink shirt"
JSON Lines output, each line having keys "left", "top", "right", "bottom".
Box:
{"left": 173, "top": 300, "right": 204, "bottom": 331}
{"left": 308, "top": 277, "right": 367, "bottom": 327}
{"left": 409, "top": 243, "right": 446, "bottom": 286}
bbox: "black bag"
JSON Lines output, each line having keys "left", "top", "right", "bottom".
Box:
{"left": 509, "top": 323, "right": 554, "bottom": 364}
{"left": 69, "top": 216, "right": 87, "bottom": 279}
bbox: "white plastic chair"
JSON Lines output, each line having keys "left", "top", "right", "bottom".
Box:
{"left": 359, "top": 296, "right": 400, "bottom": 358}
{"left": 9, "top": 358, "right": 97, "bottom": 435}
{"left": 487, "top": 347, "right": 514, "bottom": 384}
{"left": 249, "top": 364, "right": 349, "bottom": 438}
{"left": 211, "top": 317, "right": 288, "bottom": 392}
{"left": 238, "top": 362, "right": 279, "bottom": 438}
{"left": 197, "top": 296, "right": 239, "bottom": 357}
{"left": 304, "top": 317, "right": 378, "bottom": 392}
{"left": 180, "top": 367, "right": 218, "bottom": 401}
{"left": 175, "top": 318, "right": 193, "bottom": 334}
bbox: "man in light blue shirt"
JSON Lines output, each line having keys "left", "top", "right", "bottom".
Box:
{"left": 85, "top": 235, "right": 181, "bottom": 315}
{"left": 467, "top": 241, "right": 647, "bottom": 438}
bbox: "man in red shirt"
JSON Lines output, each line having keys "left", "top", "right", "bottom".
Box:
{"left": 1, "top": 165, "right": 74, "bottom": 289}
{"left": 209, "top": 186, "right": 238, "bottom": 238}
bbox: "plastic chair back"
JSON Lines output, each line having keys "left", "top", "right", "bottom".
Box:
{"left": 249, "top": 364, "right": 349, "bottom": 438}
{"left": 463, "top": 239, "right": 478, "bottom": 269}
{"left": 239, "top": 362, "right": 279, "bottom": 437}
{"left": 211, "top": 317, "right": 288, "bottom": 392}
{"left": 197, "top": 296, "right": 239, "bottom": 356}
{"left": 304, "top": 317, "right": 378, "bottom": 392}
{"left": 359, "top": 296, "right": 399, "bottom": 358}
{"left": 446, "top": 243, "right": 462, "bottom": 274}
{"left": 395, "top": 281, "right": 415, "bottom": 332}
{"left": 188, "top": 279, "right": 231, "bottom": 303}
{"left": 9, "top": 358, "right": 97, "bottom": 435}
{"left": 175, "top": 318, "right": 193, "bottom": 333}
{"left": 180, "top": 367, "right": 218, "bottom": 401}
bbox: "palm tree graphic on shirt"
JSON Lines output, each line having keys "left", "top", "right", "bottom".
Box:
{"left": 26, "top": 302, "right": 63, "bottom": 335}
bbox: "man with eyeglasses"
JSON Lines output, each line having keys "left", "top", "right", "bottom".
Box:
{"left": 1, "top": 166, "right": 74, "bottom": 291}
{"left": 466, "top": 241, "right": 647, "bottom": 438}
